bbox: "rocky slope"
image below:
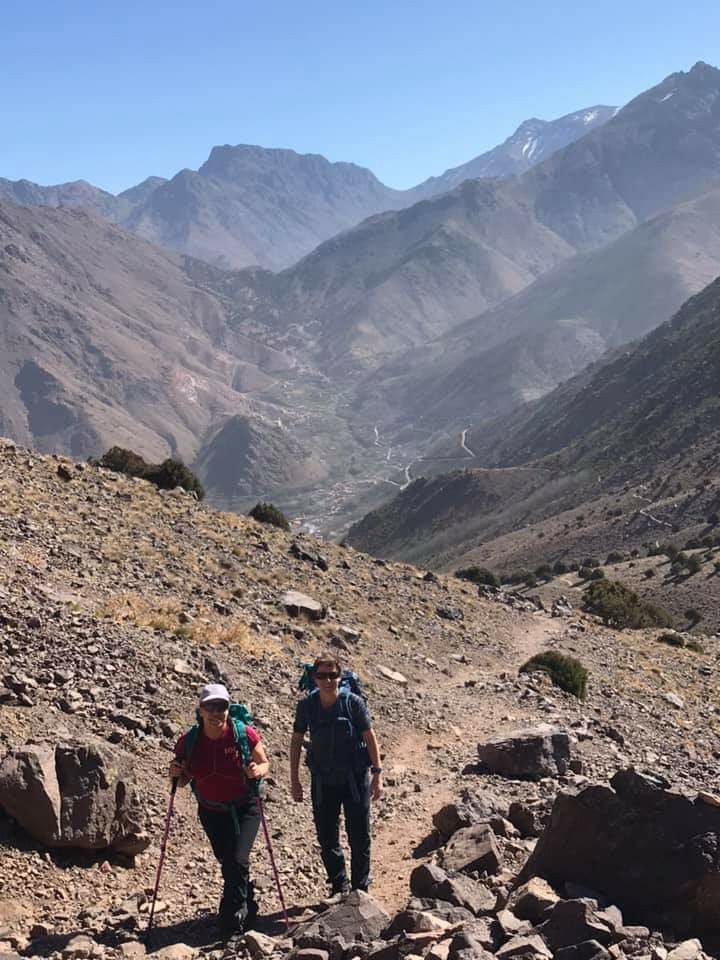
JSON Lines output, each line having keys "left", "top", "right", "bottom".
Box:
{"left": 2, "top": 440, "right": 720, "bottom": 960}
{"left": 345, "top": 277, "right": 720, "bottom": 627}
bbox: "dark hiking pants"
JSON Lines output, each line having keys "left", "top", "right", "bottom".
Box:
{"left": 199, "top": 798, "right": 261, "bottom": 925}
{"left": 311, "top": 771, "right": 371, "bottom": 892}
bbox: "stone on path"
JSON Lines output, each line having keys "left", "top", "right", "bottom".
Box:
{"left": 300, "top": 890, "right": 391, "bottom": 942}
{"left": 442, "top": 823, "right": 502, "bottom": 876}
{"left": 477, "top": 727, "right": 571, "bottom": 781}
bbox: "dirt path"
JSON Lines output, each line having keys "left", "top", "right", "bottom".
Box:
{"left": 371, "top": 611, "right": 561, "bottom": 910}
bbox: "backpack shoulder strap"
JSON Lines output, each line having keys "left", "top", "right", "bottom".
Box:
{"left": 230, "top": 717, "right": 251, "bottom": 765}
{"left": 182, "top": 723, "right": 200, "bottom": 761}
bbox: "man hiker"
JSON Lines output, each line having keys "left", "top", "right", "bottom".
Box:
{"left": 290, "top": 653, "right": 383, "bottom": 899}
{"left": 169, "top": 683, "right": 270, "bottom": 937}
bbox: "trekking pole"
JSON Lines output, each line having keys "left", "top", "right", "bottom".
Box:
{"left": 145, "top": 778, "right": 178, "bottom": 947}
{"left": 250, "top": 778, "right": 290, "bottom": 933}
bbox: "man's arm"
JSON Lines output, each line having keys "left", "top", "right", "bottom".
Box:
{"left": 362, "top": 728, "right": 383, "bottom": 800}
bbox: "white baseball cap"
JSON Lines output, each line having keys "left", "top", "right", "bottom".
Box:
{"left": 198, "top": 683, "right": 230, "bottom": 706}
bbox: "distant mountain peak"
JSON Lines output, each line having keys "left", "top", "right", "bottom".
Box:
{"left": 414, "top": 104, "right": 617, "bottom": 198}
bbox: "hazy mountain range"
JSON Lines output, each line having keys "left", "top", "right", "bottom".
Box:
{"left": 1, "top": 61, "right": 719, "bottom": 525}
{"left": 0, "top": 104, "right": 615, "bottom": 271}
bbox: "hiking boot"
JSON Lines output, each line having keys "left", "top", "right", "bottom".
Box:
{"left": 218, "top": 904, "right": 248, "bottom": 939}
{"left": 323, "top": 881, "right": 350, "bottom": 905}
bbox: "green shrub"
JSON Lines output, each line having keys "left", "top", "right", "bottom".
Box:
{"left": 577, "top": 566, "right": 594, "bottom": 580}
{"left": 95, "top": 447, "right": 205, "bottom": 500}
{"left": 95, "top": 445, "right": 149, "bottom": 477}
{"left": 606, "top": 551, "right": 624, "bottom": 564}
{"left": 583, "top": 579, "right": 674, "bottom": 629}
{"left": 248, "top": 501, "right": 290, "bottom": 530}
{"left": 455, "top": 566, "right": 499, "bottom": 587}
{"left": 686, "top": 639, "right": 705, "bottom": 653}
{"left": 534, "top": 564, "right": 554, "bottom": 581}
{"left": 684, "top": 555, "right": 703, "bottom": 575}
{"left": 524, "top": 572, "right": 538, "bottom": 588}
{"left": 588, "top": 567, "right": 605, "bottom": 580}
{"left": 520, "top": 651, "right": 588, "bottom": 699}
{"left": 685, "top": 607, "right": 702, "bottom": 624}
{"left": 145, "top": 459, "right": 206, "bottom": 500}
{"left": 552, "top": 560, "right": 568, "bottom": 575}
{"left": 657, "top": 632, "right": 684, "bottom": 648}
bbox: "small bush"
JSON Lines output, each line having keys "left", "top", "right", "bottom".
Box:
{"left": 520, "top": 651, "right": 588, "bottom": 699}
{"left": 657, "top": 632, "right": 685, "bottom": 648}
{"left": 455, "top": 566, "right": 499, "bottom": 587}
{"left": 145, "top": 458, "right": 205, "bottom": 500}
{"left": 684, "top": 555, "right": 703, "bottom": 575}
{"left": 583, "top": 579, "right": 674, "bottom": 629}
{"left": 524, "top": 572, "right": 538, "bottom": 588}
{"left": 606, "top": 551, "right": 624, "bottom": 564}
{"left": 248, "top": 501, "right": 290, "bottom": 530}
{"left": 95, "top": 445, "right": 149, "bottom": 476}
{"left": 685, "top": 607, "right": 703, "bottom": 624}
{"left": 95, "top": 447, "right": 205, "bottom": 500}
{"left": 552, "top": 560, "right": 568, "bottom": 575}
{"left": 686, "top": 639, "right": 705, "bottom": 653}
{"left": 534, "top": 564, "right": 554, "bottom": 581}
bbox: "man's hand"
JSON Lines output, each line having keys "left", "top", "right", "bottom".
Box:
{"left": 169, "top": 759, "right": 187, "bottom": 784}
{"left": 370, "top": 773, "right": 383, "bottom": 801}
{"left": 291, "top": 780, "right": 303, "bottom": 802}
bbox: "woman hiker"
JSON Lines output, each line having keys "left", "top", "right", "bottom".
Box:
{"left": 169, "top": 683, "right": 270, "bottom": 937}
{"left": 290, "top": 653, "right": 383, "bottom": 900}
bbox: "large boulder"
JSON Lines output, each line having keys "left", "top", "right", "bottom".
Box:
{"left": 477, "top": 727, "right": 571, "bottom": 781}
{"left": 0, "top": 739, "right": 149, "bottom": 854}
{"left": 518, "top": 768, "right": 720, "bottom": 933}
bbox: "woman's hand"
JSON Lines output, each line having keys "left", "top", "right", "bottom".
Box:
{"left": 246, "top": 762, "right": 263, "bottom": 780}
{"left": 169, "top": 759, "right": 186, "bottom": 783}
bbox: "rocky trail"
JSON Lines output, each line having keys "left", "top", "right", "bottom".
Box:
{"left": 2, "top": 440, "right": 720, "bottom": 960}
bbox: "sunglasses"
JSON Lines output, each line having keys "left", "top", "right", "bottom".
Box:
{"left": 202, "top": 701, "right": 229, "bottom": 713}
{"left": 315, "top": 672, "right": 340, "bottom": 681}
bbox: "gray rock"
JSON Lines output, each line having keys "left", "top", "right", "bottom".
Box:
{"left": 495, "top": 935, "right": 552, "bottom": 959}
{"left": 509, "top": 879, "right": 560, "bottom": 923}
{"left": 519, "top": 769, "right": 720, "bottom": 934}
{"left": 433, "top": 800, "right": 489, "bottom": 840}
{"left": 554, "top": 942, "right": 611, "bottom": 960}
{"left": 442, "top": 823, "right": 502, "bottom": 876}
{"left": 0, "top": 739, "right": 148, "bottom": 854}
{"left": 299, "top": 891, "right": 390, "bottom": 942}
{"left": 539, "top": 901, "right": 613, "bottom": 951}
{"left": 478, "top": 727, "right": 571, "bottom": 780}
{"left": 281, "top": 590, "right": 327, "bottom": 621}
{"left": 666, "top": 941, "right": 703, "bottom": 960}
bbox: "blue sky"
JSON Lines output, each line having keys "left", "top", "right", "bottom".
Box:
{"left": 3, "top": 0, "right": 719, "bottom": 193}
